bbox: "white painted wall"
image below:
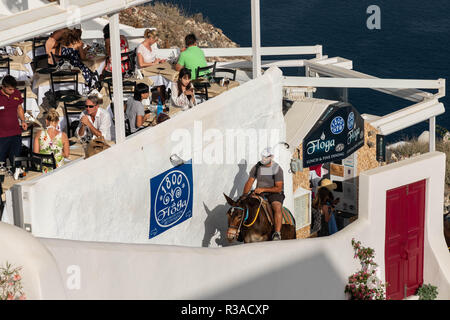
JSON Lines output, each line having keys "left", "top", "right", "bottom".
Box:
{"left": 13, "top": 67, "right": 292, "bottom": 247}
{"left": 358, "top": 151, "right": 450, "bottom": 299}
{"left": 1, "top": 153, "right": 448, "bottom": 299}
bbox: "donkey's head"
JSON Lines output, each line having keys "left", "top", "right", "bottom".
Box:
{"left": 224, "top": 193, "right": 260, "bottom": 242}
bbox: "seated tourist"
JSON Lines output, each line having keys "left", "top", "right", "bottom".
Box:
{"left": 137, "top": 29, "right": 167, "bottom": 104}
{"left": 136, "top": 29, "right": 166, "bottom": 68}
{"left": 126, "top": 83, "right": 152, "bottom": 134}
{"left": 170, "top": 68, "right": 196, "bottom": 111}
{"left": 176, "top": 34, "right": 208, "bottom": 80}
{"left": 103, "top": 24, "right": 130, "bottom": 75}
{"left": 45, "top": 28, "right": 67, "bottom": 65}
{"left": 76, "top": 94, "right": 115, "bottom": 142}
{"left": 33, "top": 108, "right": 69, "bottom": 171}
{"left": 60, "top": 29, "right": 99, "bottom": 89}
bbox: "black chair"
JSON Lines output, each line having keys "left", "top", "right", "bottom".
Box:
{"left": 50, "top": 69, "right": 81, "bottom": 102}
{"left": 0, "top": 174, "right": 4, "bottom": 220}
{"left": 105, "top": 77, "right": 136, "bottom": 101}
{"left": 32, "top": 36, "right": 49, "bottom": 70}
{"left": 195, "top": 62, "right": 217, "bottom": 80}
{"left": 50, "top": 52, "right": 64, "bottom": 67}
{"left": 193, "top": 82, "right": 209, "bottom": 101}
{"left": 213, "top": 67, "right": 237, "bottom": 81}
{"left": 121, "top": 49, "right": 137, "bottom": 77}
{"left": 17, "top": 85, "right": 27, "bottom": 113}
{"left": 20, "top": 123, "right": 34, "bottom": 160}
{"left": 125, "top": 118, "right": 132, "bottom": 137}
{"left": 63, "top": 100, "right": 85, "bottom": 138}
{"left": 0, "top": 56, "right": 11, "bottom": 75}
{"left": 13, "top": 155, "right": 32, "bottom": 171}
{"left": 31, "top": 152, "right": 57, "bottom": 171}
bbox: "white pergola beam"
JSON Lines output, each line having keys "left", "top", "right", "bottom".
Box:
{"left": 0, "top": 0, "right": 152, "bottom": 47}
{"left": 304, "top": 61, "right": 436, "bottom": 102}
{"left": 109, "top": 14, "right": 126, "bottom": 143}
{"left": 283, "top": 76, "right": 445, "bottom": 90}
{"left": 251, "top": 0, "right": 261, "bottom": 78}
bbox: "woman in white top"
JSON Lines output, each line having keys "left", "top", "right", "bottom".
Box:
{"left": 136, "top": 29, "right": 166, "bottom": 68}
{"left": 171, "top": 68, "right": 196, "bottom": 111}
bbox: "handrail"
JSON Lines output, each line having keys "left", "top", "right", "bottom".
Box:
{"left": 157, "top": 45, "right": 322, "bottom": 59}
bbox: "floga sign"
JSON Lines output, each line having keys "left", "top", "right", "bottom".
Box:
{"left": 149, "top": 160, "right": 193, "bottom": 239}
{"left": 303, "top": 103, "right": 364, "bottom": 168}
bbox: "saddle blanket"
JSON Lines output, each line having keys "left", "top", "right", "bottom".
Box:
{"left": 282, "top": 207, "right": 295, "bottom": 226}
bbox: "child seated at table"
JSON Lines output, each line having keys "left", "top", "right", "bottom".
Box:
{"left": 33, "top": 108, "right": 69, "bottom": 172}
{"left": 170, "top": 68, "right": 196, "bottom": 111}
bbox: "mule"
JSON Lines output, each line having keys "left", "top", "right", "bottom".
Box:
{"left": 224, "top": 193, "right": 296, "bottom": 243}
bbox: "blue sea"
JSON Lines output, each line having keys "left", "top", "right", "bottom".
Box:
{"left": 165, "top": 0, "right": 450, "bottom": 142}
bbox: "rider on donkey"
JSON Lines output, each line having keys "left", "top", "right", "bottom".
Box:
{"left": 242, "top": 147, "right": 284, "bottom": 241}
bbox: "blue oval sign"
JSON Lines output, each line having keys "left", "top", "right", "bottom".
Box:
{"left": 347, "top": 112, "right": 355, "bottom": 130}
{"left": 330, "top": 116, "right": 345, "bottom": 135}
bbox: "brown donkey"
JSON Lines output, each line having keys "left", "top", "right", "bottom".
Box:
{"left": 224, "top": 193, "right": 296, "bottom": 243}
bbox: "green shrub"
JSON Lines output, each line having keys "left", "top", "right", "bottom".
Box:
{"left": 416, "top": 284, "right": 438, "bottom": 300}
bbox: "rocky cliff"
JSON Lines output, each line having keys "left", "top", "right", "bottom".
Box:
{"left": 119, "top": 2, "right": 239, "bottom": 55}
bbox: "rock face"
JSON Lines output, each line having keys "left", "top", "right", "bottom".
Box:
{"left": 119, "top": 3, "right": 239, "bottom": 51}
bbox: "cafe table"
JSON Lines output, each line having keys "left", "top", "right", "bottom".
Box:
{"left": 194, "top": 78, "right": 240, "bottom": 99}
{"left": 141, "top": 61, "right": 179, "bottom": 83}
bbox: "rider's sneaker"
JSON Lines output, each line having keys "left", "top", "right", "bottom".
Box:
{"left": 272, "top": 232, "right": 281, "bottom": 241}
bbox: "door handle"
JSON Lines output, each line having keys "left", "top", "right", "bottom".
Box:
{"left": 401, "top": 248, "right": 409, "bottom": 260}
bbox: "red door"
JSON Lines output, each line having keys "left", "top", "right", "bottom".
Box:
{"left": 385, "top": 179, "right": 426, "bottom": 300}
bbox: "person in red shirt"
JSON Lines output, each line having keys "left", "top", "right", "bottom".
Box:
{"left": 0, "top": 75, "right": 27, "bottom": 168}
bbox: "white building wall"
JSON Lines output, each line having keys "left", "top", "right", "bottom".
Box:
{"left": 13, "top": 67, "right": 290, "bottom": 247}
{"left": 1, "top": 145, "right": 448, "bottom": 300}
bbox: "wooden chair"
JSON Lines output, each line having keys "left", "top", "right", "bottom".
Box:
{"left": 195, "top": 62, "right": 217, "bottom": 80}
{"left": 121, "top": 49, "right": 137, "bottom": 77}
{"left": 193, "top": 82, "right": 209, "bottom": 101}
{"left": 213, "top": 67, "right": 237, "bottom": 81}
{"left": 0, "top": 56, "right": 11, "bottom": 75}
{"left": 0, "top": 174, "right": 4, "bottom": 220}
{"left": 50, "top": 69, "right": 81, "bottom": 102}
{"left": 63, "top": 100, "right": 85, "bottom": 138}
{"left": 17, "top": 85, "right": 27, "bottom": 113}
{"left": 31, "top": 152, "right": 57, "bottom": 171}
{"left": 32, "top": 36, "right": 49, "bottom": 70}
{"left": 105, "top": 78, "right": 136, "bottom": 101}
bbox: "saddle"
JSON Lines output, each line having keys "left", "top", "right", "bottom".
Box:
{"left": 252, "top": 195, "right": 295, "bottom": 227}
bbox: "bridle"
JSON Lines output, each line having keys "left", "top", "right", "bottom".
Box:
{"left": 227, "top": 197, "right": 264, "bottom": 240}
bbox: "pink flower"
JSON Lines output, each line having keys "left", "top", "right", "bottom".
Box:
{"left": 14, "top": 274, "right": 21, "bottom": 281}
{"left": 7, "top": 293, "right": 14, "bottom": 300}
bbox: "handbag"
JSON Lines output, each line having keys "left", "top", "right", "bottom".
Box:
{"left": 85, "top": 137, "right": 110, "bottom": 159}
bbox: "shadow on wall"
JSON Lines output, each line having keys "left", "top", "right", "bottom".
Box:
{"left": 201, "top": 161, "right": 249, "bottom": 247}
{"left": 202, "top": 250, "right": 348, "bottom": 300}
{"left": 2, "top": 0, "right": 29, "bottom": 13}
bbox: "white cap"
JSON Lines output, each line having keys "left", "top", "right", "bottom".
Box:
{"left": 261, "top": 147, "right": 273, "bottom": 158}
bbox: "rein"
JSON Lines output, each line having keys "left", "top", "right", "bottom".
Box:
{"left": 229, "top": 197, "right": 264, "bottom": 239}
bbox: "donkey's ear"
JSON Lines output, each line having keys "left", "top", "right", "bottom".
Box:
{"left": 223, "top": 193, "right": 235, "bottom": 206}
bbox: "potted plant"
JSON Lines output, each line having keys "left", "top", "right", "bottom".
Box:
{"left": 416, "top": 284, "right": 438, "bottom": 300}
{"left": 344, "top": 238, "right": 386, "bottom": 300}
{"left": 0, "top": 262, "right": 26, "bottom": 300}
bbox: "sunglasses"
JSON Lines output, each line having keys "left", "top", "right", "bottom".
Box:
{"left": 85, "top": 104, "right": 96, "bottom": 109}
